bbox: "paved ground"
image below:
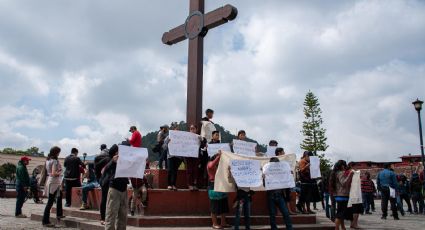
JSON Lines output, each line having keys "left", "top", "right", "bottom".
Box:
{"left": 0, "top": 198, "right": 424, "bottom": 229}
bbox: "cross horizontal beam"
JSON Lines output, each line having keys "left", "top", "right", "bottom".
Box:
{"left": 162, "top": 4, "right": 238, "bottom": 45}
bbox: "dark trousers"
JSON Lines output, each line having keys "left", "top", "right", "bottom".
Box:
{"left": 158, "top": 149, "right": 168, "bottom": 169}
{"left": 234, "top": 190, "right": 251, "bottom": 230}
{"left": 399, "top": 194, "right": 412, "bottom": 213}
{"left": 380, "top": 187, "right": 398, "bottom": 218}
{"left": 100, "top": 185, "right": 109, "bottom": 221}
{"left": 15, "top": 184, "right": 27, "bottom": 216}
{"left": 185, "top": 157, "right": 199, "bottom": 186}
{"left": 167, "top": 157, "right": 182, "bottom": 186}
{"left": 267, "top": 193, "right": 293, "bottom": 230}
{"left": 324, "top": 193, "right": 331, "bottom": 218}
{"left": 411, "top": 192, "right": 424, "bottom": 213}
{"left": 362, "top": 192, "right": 374, "bottom": 213}
{"left": 64, "top": 179, "right": 81, "bottom": 206}
{"left": 42, "top": 189, "right": 63, "bottom": 225}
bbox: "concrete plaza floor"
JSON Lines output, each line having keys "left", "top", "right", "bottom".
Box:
{"left": 0, "top": 198, "right": 424, "bottom": 229}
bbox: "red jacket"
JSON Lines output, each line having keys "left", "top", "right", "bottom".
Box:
{"left": 129, "top": 130, "right": 142, "bottom": 147}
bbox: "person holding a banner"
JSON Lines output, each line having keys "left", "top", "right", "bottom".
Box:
{"left": 207, "top": 152, "right": 230, "bottom": 229}
{"left": 165, "top": 122, "right": 183, "bottom": 190}
{"left": 297, "top": 151, "right": 321, "bottom": 214}
{"left": 329, "top": 160, "right": 354, "bottom": 230}
{"left": 185, "top": 124, "right": 206, "bottom": 191}
{"left": 265, "top": 157, "right": 293, "bottom": 230}
{"left": 275, "top": 147, "right": 297, "bottom": 215}
{"left": 104, "top": 145, "right": 129, "bottom": 230}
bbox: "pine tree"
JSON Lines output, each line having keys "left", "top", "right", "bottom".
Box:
{"left": 300, "top": 91, "right": 331, "bottom": 172}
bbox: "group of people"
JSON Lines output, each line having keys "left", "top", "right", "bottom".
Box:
{"left": 12, "top": 108, "right": 425, "bottom": 230}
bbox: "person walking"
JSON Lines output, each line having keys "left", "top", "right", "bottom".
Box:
{"left": 15, "top": 156, "right": 31, "bottom": 218}
{"left": 42, "top": 146, "right": 64, "bottom": 227}
{"left": 398, "top": 174, "right": 413, "bottom": 214}
{"left": 377, "top": 163, "right": 399, "bottom": 220}
{"left": 63, "top": 148, "right": 85, "bottom": 207}
{"left": 410, "top": 173, "right": 424, "bottom": 214}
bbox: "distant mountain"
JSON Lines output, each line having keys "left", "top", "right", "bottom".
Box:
{"left": 142, "top": 121, "right": 267, "bottom": 162}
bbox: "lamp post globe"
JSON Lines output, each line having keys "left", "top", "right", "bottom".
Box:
{"left": 412, "top": 98, "right": 425, "bottom": 176}
{"left": 83, "top": 152, "right": 87, "bottom": 162}
{"left": 413, "top": 98, "right": 423, "bottom": 111}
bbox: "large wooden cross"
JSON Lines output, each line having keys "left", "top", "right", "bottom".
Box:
{"left": 162, "top": 0, "right": 237, "bottom": 128}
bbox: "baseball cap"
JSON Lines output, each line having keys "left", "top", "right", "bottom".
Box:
{"left": 20, "top": 156, "right": 31, "bottom": 162}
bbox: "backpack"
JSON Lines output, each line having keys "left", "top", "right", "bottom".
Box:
{"left": 39, "top": 162, "right": 48, "bottom": 186}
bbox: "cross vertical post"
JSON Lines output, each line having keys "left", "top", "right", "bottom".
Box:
{"left": 187, "top": 0, "right": 204, "bottom": 129}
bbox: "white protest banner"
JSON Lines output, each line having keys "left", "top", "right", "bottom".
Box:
{"left": 309, "top": 156, "right": 321, "bottom": 178}
{"left": 230, "top": 160, "right": 262, "bottom": 188}
{"left": 115, "top": 145, "right": 148, "bottom": 179}
{"left": 233, "top": 139, "right": 256, "bottom": 156}
{"left": 263, "top": 161, "right": 295, "bottom": 190}
{"left": 168, "top": 130, "right": 200, "bottom": 158}
{"left": 207, "top": 143, "right": 231, "bottom": 157}
{"left": 266, "top": 146, "right": 278, "bottom": 158}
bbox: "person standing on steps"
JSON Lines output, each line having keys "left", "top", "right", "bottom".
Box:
{"left": 63, "top": 147, "right": 85, "bottom": 207}
{"left": 42, "top": 146, "right": 65, "bottom": 228}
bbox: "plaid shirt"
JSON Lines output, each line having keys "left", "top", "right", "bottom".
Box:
{"left": 361, "top": 178, "right": 376, "bottom": 193}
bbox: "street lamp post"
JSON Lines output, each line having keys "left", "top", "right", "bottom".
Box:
{"left": 412, "top": 98, "right": 425, "bottom": 172}
{"left": 83, "top": 152, "right": 87, "bottom": 163}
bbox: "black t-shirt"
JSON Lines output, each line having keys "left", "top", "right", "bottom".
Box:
{"left": 64, "top": 154, "right": 84, "bottom": 179}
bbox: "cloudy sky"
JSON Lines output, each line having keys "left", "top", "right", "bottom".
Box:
{"left": 0, "top": 0, "right": 424, "bottom": 161}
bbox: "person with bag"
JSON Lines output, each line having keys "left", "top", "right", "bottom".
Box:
{"left": 377, "top": 163, "right": 399, "bottom": 220}
{"left": 42, "top": 146, "right": 65, "bottom": 227}
{"left": 207, "top": 151, "right": 230, "bottom": 229}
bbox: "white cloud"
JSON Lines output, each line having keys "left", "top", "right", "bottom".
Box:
{"left": 0, "top": 0, "right": 424, "bottom": 162}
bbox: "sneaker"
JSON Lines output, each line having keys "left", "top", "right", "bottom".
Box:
{"left": 57, "top": 215, "right": 66, "bottom": 219}
{"left": 80, "top": 203, "right": 89, "bottom": 210}
{"left": 167, "top": 186, "right": 173, "bottom": 190}
{"left": 394, "top": 216, "right": 400, "bottom": 220}
{"left": 43, "top": 223, "right": 55, "bottom": 228}
{"left": 15, "top": 214, "right": 27, "bottom": 218}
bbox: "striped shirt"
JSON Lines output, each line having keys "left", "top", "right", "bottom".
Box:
{"left": 361, "top": 178, "right": 376, "bottom": 193}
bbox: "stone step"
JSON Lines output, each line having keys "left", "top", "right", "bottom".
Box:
{"left": 71, "top": 187, "right": 297, "bottom": 216}
{"left": 31, "top": 213, "right": 334, "bottom": 230}
{"left": 52, "top": 207, "right": 318, "bottom": 227}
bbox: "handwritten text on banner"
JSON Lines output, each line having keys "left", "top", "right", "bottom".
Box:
{"left": 230, "top": 160, "right": 262, "bottom": 187}
{"left": 168, "top": 130, "right": 200, "bottom": 158}
{"left": 233, "top": 139, "right": 256, "bottom": 156}
{"left": 263, "top": 161, "right": 295, "bottom": 190}
{"left": 116, "top": 145, "right": 148, "bottom": 179}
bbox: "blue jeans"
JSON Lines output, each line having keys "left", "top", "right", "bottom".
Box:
{"left": 267, "top": 192, "right": 293, "bottom": 230}
{"left": 158, "top": 149, "right": 168, "bottom": 169}
{"left": 81, "top": 182, "right": 98, "bottom": 204}
{"left": 362, "top": 192, "right": 374, "bottom": 213}
{"left": 324, "top": 192, "right": 331, "bottom": 218}
{"left": 234, "top": 190, "right": 251, "bottom": 230}
{"left": 15, "top": 183, "right": 27, "bottom": 216}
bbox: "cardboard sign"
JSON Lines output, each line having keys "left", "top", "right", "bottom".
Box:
{"left": 233, "top": 139, "right": 256, "bottom": 156}
{"left": 230, "top": 160, "right": 262, "bottom": 187}
{"left": 115, "top": 145, "right": 148, "bottom": 179}
{"left": 168, "top": 130, "right": 200, "bottom": 158}
{"left": 263, "top": 161, "right": 295, "bottom": 190}
{"left": 266, "top": 146, "right": 278, "bottom": 157}
{"left": 309, "top": 156, "right": 321, "bottom": 178}
{"left": 207, "top": 143, "right": 231, "bottom": 157}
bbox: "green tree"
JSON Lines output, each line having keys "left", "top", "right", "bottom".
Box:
{"left": 0, "top": 163, "right": 17, "bottom": 181}
{"left": 300, "top": 91, "right": 331, "bottom": 172}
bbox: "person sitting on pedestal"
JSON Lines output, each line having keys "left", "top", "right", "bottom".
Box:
{"left": 80, "top": 163, "right": 99, "bottom": 210}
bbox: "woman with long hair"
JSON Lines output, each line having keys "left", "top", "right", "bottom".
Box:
{"left": 329, "top": 160, "right": 354, "bottom": 230}
{"left": 42, "top": 146, "right": 64, "bottom": 227}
